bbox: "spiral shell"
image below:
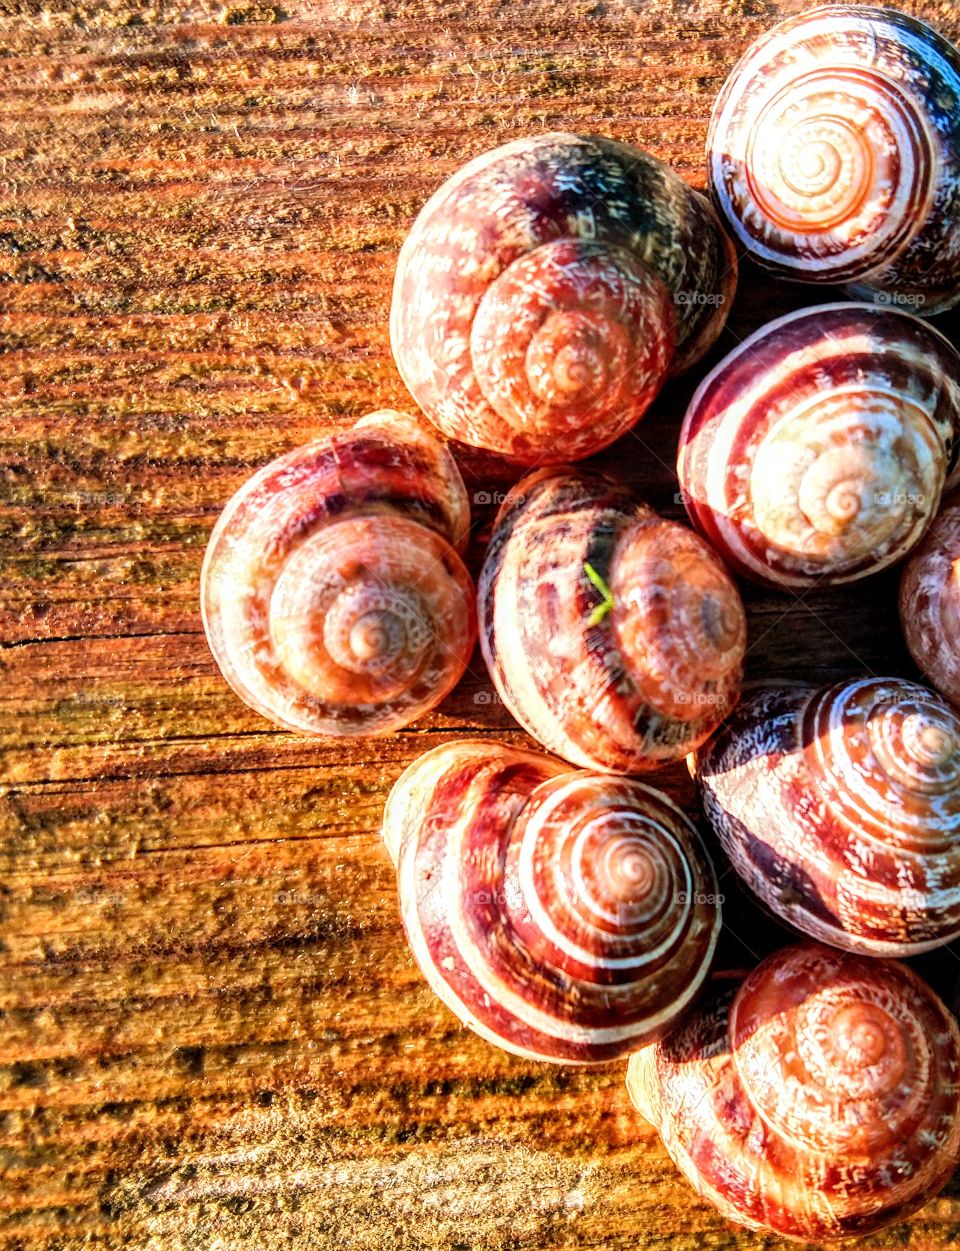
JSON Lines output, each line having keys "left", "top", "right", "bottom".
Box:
{"left": 382, "top": 740, "right": 720, "bottom": 1063}
{"left": 694, "top": 676, "right": 960, "bottom": 955}
{"left": 900, "top": 492, "right": 960, "bottom": 706}
{"left": 627, "top": 943, "right": 960, "bottom": 1241}
{"left": 708, "top": 6, "right": 960, "bottom": 312}
{"left": 391, "top": 133, "right": 737, "bottom": 464}
{"left": 678, "top": 303, "right": 960, "bottom": 589}
{"left": 201, "top": 412, "right": 476, "bottom": 736}
{"left": 478, "top": 468, "right": 746, "bottom": 773}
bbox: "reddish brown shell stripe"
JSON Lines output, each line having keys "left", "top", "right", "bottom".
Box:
{"left": 479, "top": 468, "right": 746, "bottom": 773}
{"left": 383, "top": 741, "right": 721, "bottom": 1064}
{"left": 627, "top": 945, "right": 960, "bottom": 1242}
{"left": 695, "top": 678, "right": 960, "bottom": 955}
{"left": 391, "top": 133, "right": 736, "bottom": 463}
{"left": 678, "top": 303, "right": 960, "bottom": 589}
{"left": 708, "top": 5, "right": 960, "bottom": 311}
{"left": 201, "top": 412, "right": 476, "bottom": 737}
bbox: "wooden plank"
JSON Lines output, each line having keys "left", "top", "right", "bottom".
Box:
{"left": 3, "top": 1, "right": 960, "bottom": 1247}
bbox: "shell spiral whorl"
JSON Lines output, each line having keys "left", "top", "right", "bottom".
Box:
{"left": 694, "top": 676, "right": 960, "bottom": 955}
{"left": 201, "top": 412, "right": 476, "bottom": 737}
{"left": 479, "top": 468, "right": 747, "bottom": 774}
{"left": 382, "top": 740, "right": 721, "bottom": 1063}
{"left": 391, "top": 133, "right": 736, "bottom": 464}
{"left": 627, "top": 943, "right": 960, "bottom": 1241}
{"left": 708, "top": 5, "right": 960, "bottom": 311}
{"left": 900, "top": 493, "right": 960, "bottom": 706}
{"left": 469, "top": 238, "right": 675, "bottom": 452}
{"left": 679, "top": 303, "right": 960, "bottom": 589}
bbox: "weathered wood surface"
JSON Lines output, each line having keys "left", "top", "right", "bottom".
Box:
{"left": 3, "top": 1, "right": 960, "bottom": 1248}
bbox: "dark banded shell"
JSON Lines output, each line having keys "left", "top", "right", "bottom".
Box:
{"left": 382, "top": 740, "right": 721, "bottom": 1064}
{"left": 694, "top": 677, "right": 960, "bottom": 955}
{"left": 478, "top": 468, "right": 746, "bottom": 773}
{"left": 900, "top": 492, "right": 960, "bottom": 706}
{"left": 627, "top": 944, "right": 960, "bottom": 1241}
{"left": 201, "top": 412, "right": 476, "bottom": 737}
{"left": 708, "top": 6, "right": 960, "bottom": 312}
{"left": 391, "top": 133, "right": 736, "bottom": 464}
{"left": 679, "top": 303, "right": 960, "bottom": 589}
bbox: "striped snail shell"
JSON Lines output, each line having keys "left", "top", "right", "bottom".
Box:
{"left": 678, "top": 303, "right": 960, "bottom": 589}
{"left": 627, "top": 943, "right": 960, "bottom": 1242}
{"left": 900, "top": 492, "right": 960, "bottom": 707}
{"left": 694, "top": 677, "right": 960, "bottom": 955}
{"left": 391, "top": 133, "right": 737, "bottom": 465}
{"left": 382, "top": 740, "right": 720, "bottom": 1063}
{"left": 708, "top": 6, "right": 960, "bottom": 312}
{"left": 200, "top": 412, "right": 476, "bottom": 737}
{"left": 479, "top": 468, "right": 747, "bottom": 773}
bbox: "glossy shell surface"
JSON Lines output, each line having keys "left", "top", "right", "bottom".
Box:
{"left": 383, "top": 740, "right": 721, "bottom": 1063}
{"left": 392, "top": 132, "right": 736, "bottom": 463}
{"left": 627, "top": 943, "right": 960, "bottom": 1241}
{"left": 678, "top": 303, "right": 960, "bottom": 589}
{"left": 708, "top": 5, "right": 960, "bottom": 312}
{"left": 694, "top": 676, "right": 960, "bottom": 955}
{"left": 201, "top": 412, "right": 476, "bottom": 737}
{"left": 479, "top": 468, "right": 747, "bottom": 773}
{"left": 900, "top": 492, "right": 960, "bottom": 706}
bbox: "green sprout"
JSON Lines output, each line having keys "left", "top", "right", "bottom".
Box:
{"left": 584, "top": 562, "right": 615, "bottom": 626}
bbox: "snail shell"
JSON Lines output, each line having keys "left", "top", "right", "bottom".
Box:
{"left": 678, "top": 303, "right": 960, "bottom": 589}
{"left": 694, "top": 677, "right": 960, "bottom": 955}
{"left": 708, "top": 5, "right": 960, "bottom": 312}
{"left": 478, "top": 468, "right": 747, "bottom": 773}
{"left": 391, "top": 133, "right": 737, "bottom": 464}
{"left": 382, "top": 739, "right": 721, "bottom": 1063}
{"left": 626, "top": 943, "right": 960, "bottom": 1242}
{"left": 201, "top": 411, "right": 476, "bottom": 736}
{"left": 900, "top": 492, "right": 960, "bottom": 706}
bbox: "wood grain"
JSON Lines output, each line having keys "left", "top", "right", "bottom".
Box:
{"left": 3, "top": 1, "right": 960, "bottom": 1248}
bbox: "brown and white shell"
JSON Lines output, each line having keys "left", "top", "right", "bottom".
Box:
{"left": 693, "top": 677, "right": 960, "bottom": 955}
{"left": 478, "top": 468, "right": 747, "bottom": 774}
{"left": 627, "top": 943, "right": 960, "bottom": 1242}
{"left": 200, "top": 411, "right": 476, "bottom": 737}
{"left": 708, "top": 5, "right": 960, "bottom": 312}
{"left": 678, "top": 303, "right": 960, "bottom": 589}
{"left": 391, "top": 132, "right": 737, "bottom": 465}
{"left": 382, "top": 739, "right": 721, "bottom": 1064}
{"left": 900, "top": 492, "right": 960, "bottom": 707}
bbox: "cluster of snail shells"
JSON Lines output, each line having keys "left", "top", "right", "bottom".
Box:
{"left": 391, "top": 132, "right": 736, "bottom": 465}
{"left": 201, "top": 412, "right": 475, "bottom": 737}
{"left": 708, "top": 5, "right": 960, "bottom": 312}
{"left": 195, "top": 7, "right": 960, "bottom": 1242}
